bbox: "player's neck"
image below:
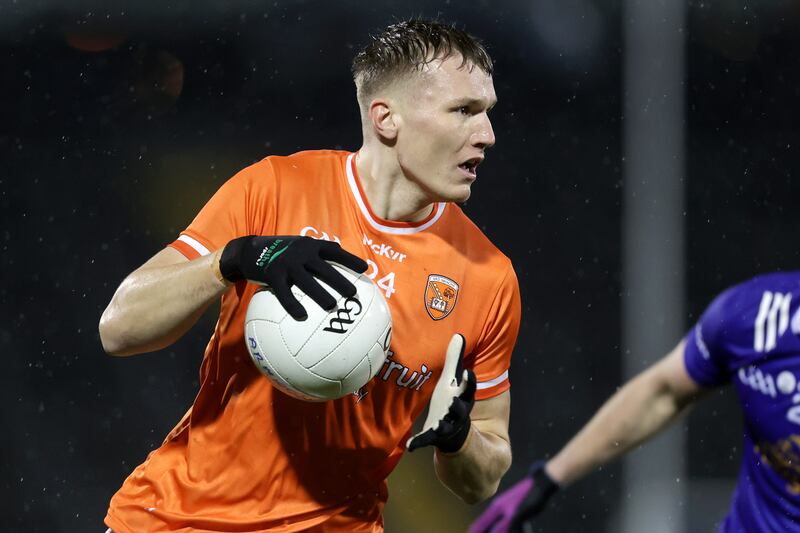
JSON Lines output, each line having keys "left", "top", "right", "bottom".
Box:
{"left": 355, "top": 148, "right": 435, "bottom": 223}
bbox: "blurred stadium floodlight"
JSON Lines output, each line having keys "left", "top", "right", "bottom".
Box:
{"left": 620, "top": 0, "right": 686, "bottom": 532}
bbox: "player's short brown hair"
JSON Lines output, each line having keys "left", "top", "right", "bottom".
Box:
{"left": 352, "top": 19, "right": 493, "bottom": 101}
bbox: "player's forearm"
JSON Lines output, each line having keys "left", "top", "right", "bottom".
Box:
{"left": 546, "top": 369, "right": 688, "bottom": 486}
{"left": 99, "top": 251, "right": 228, "bottom": 356}
{"left": 434, "top": 425, "right": 512, "bottom": 504}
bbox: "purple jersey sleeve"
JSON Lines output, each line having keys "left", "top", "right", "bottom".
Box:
{"left": 683, "top": 287, "right": 739, "bottom": 387}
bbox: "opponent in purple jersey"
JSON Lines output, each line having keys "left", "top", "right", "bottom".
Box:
{"left": 471, "top": 272, "right": 800, "bottom": 533}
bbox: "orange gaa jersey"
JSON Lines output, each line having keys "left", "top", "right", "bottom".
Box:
{"left": 105, "top": 150, "right": 521, "bottom": 533}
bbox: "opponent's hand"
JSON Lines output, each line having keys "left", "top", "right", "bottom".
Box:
{"left": 219, "top": 235, "right": 368, "bottom": 320}
{"left": 407, "top": 334, "right": 476, "bottom": 453}
{"left": 468, "top": 461, "right": 559, "bottom": 533}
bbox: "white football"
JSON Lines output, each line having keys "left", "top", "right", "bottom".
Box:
{"left": 244, "top": 265, "right": 392, "bottom": 401}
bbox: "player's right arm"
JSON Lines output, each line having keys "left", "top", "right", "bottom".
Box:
{"left": 544, "top": 339, "right": 704, "bottom": 486}
{"left": 99, "top": 159, "right": 368, "bottom": 357}
{"left": 471, "top": 283, "right": 741, "bottom": 533}
{"left": 541, "top": 283, "right": 742, "bottom": 492}
{"left": 470, "top": 341, "right": 707, "bottom": 533}
{"left": 99, "top": 235, "right": 368, "bottom": 356}
{"left": 99, "top": 247, "right": 228, "bottom": 356}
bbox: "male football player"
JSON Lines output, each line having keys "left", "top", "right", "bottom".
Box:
{"left": 100, "top": 19, "right": 520, "bottom": 532}
{"left": 472, "top": 272, "right": 800, "bottom": 532}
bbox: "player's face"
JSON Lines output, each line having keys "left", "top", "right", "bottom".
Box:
{"left": 395, "top": 56, "right": 497, "bottom": 203}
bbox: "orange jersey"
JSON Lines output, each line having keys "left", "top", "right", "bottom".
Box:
{"left": 106, "top": 150, "right": 521, "bottom": 533}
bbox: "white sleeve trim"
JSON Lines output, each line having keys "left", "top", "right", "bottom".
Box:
{"left": 178, "top": 234, "right": 211, "bottom": 256}
{"left": 476, "top": 370, "right": 509, "bottom": 390}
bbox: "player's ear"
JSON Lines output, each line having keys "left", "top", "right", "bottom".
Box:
{"left": 368, "top": 98, "right": 398, "bottom": 142}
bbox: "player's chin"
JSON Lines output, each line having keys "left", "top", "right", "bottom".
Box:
{"left": 448, "top": 184, "right": 473, "bottom": 203}
{"left": 431, "top": 182, "right": 472, "bottom": 204}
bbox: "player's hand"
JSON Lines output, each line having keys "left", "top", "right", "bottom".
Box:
{"left": 468, "top": 461, "right": 559, "bottom": 533}
{"left": 407, "top": 334, "right": 475, "bottom": 453}
{"left": 219, "top": 235, "right": 368, "bottom": 320}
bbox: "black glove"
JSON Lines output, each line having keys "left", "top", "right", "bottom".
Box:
{"left": 219, "top": 235, "right": 368, "bottom": 320}
{"left": 509, "top": 461, "right": 559, "bottom": 531}
{"left": 407, "top": 334, "right": 476, "bottom": 453}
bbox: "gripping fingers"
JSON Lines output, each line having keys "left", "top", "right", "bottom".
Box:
{"left": 270, "top": 282, "right": 308, "bottom": 321}
{"left": 319, "top": 241, "right": 369, "bottom": 274}
{"left": 291, "top": 268, "right": 338, "bottom": 312}
{"left": 307, "top": 259, "right": 358, "bottom": 298}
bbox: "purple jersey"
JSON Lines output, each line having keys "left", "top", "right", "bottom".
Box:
{"left": 684, "top": 272, "right": 800, "bottom": 532}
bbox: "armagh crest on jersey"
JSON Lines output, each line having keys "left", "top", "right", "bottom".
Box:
{"left": 425, "top": 274, "right": 459, "bottom": 320}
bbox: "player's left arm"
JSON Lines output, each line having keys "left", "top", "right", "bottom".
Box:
{"left": 407, "top": 261, "right": 519, "bottom": 502}
{"left": 434, "top": 390, "right": 511, "bottom": 504}
{"left": 406, "top": 334, "right": 512, "bottom": 504}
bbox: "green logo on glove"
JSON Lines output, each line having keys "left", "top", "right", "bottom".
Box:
{"left": 256, "top": 239, "right": 292, "bottom": 268}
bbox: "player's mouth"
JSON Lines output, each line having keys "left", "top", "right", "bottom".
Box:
{"left": 458, "top": 157, "right": 483, "bottom": 180}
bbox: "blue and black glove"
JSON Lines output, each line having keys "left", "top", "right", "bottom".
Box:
{"left": 407, "top": 334, "right": 476, "bottom": 453}
{"left": 220, "top": 235, "right": 368, "bottom": 320}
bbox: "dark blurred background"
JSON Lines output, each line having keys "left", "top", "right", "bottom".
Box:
{"left": 3, "top": 0, "right": 800, "bottom": 531}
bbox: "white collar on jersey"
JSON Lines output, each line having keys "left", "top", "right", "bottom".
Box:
{"left": 345, "top": 153, "right": 446, "bottom": 235}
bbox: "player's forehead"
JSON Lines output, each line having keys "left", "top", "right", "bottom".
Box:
{"left": 412, "top": 55, "right": 496, "bottom": 106}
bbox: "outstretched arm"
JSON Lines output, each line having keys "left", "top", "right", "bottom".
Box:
{"left": 470, "top": 339, "right": 708, "bottom": 533}
{"left": 545, "top": 339, "right": 704, "bottom": 486}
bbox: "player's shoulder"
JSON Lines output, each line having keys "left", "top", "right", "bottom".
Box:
{"left": 716, "top": 271, "right": 800, "bottom": 311}
{"left": 261, "top": 149, "right": 350, "bottom": 175}
{"left": 442, "top": 204, "right": 515, "bottom": 273}
{"left": 743, "top": 270, "right": 800, "bottom": 295}
{"left": 700, "top": 271, "right": 800, "bottom": 344}
{"left": 226, "top": 149, "right": 350, "bottom": 192}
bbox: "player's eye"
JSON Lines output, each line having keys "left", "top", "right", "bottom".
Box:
{"left": 455, "top": 106, "right": 471, "bottom": 116}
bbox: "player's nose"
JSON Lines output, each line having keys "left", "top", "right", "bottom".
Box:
{"left": 470, "top": 114, "right": 495, "bottom": 150}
